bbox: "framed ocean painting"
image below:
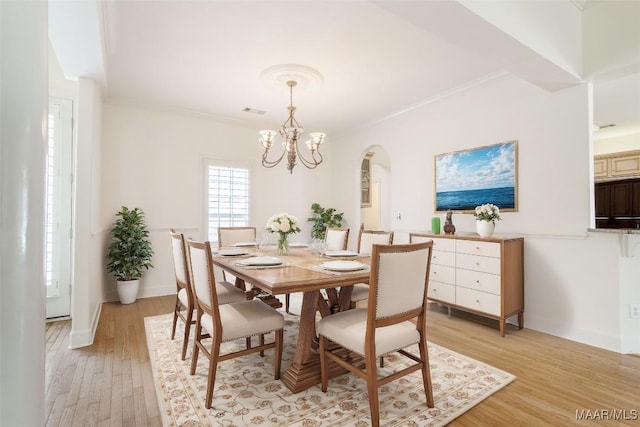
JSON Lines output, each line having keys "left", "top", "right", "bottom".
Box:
{"left": 434, "top": 140, "right": 518, "bottom": 213}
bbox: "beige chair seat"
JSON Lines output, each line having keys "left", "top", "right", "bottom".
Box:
{"left": 215, "top": 281, "right": 246, "bottom": 305}
{"left": 317, "top": 308, "right": 419, "bottom": 357}
{"left": 349, "top": 284, "right": 369, "bottom": 302}
{"left": 201, "top": 300, "right": 284, "bottom": 342}
{"left": 179, "top": 281, "right": 243, "bottom": 308}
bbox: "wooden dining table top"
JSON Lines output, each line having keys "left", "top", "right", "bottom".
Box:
{"left": 212, "top": 246, "right": 371, "bottom": 295}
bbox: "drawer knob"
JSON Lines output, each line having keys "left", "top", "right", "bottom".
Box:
{"left": 476, "top": 299, "right": 480, "bottom": 303}
{"left": 476, "top": 280, "right": 480, "bottom": 284}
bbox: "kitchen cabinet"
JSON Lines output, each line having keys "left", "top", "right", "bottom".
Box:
{"left": 594, "top": 150, "right": 640, "bottom": 181}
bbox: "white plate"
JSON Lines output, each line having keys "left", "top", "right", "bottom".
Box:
{"left": 233, "top": 241, "right": 256, "bottom": 247}
{"left": 237, "top": 256, "right": 283, "bottom": 266}
{"left": 218, "top": 248, "right": 249, "bottom": 256}
{"left": 324, "top": 250, "right": 360, "bottom": 257}
{"left": 321, "top": 261, "right": 367, "bottom": 272}
{"left": 289, "top": 242, "right": 308, "bottom": 248}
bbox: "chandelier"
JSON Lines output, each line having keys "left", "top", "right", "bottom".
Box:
{"left": 259, "top": 80, "right": 325, "bottom": 174}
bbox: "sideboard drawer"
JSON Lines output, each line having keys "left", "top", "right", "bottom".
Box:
{"left": 428, "top": 281, "right": 455, "bottom": 304}
{"left": 431, "top": 237, "right": 455, "bottom": 252}
{"left": 456, "top": 253, "right": 501, "bottom": 275}
{"left": 456, "top": 240, "right": 500, "bottom": 258}
{"left": 431, "top": 250, "right": 455, "bottom": 267}
{"left": 456, "top": 269, "right": 501, "bottom": 295}
{"left": 429, "top": 264, "right": 455, "bottom": 285}
{"left": 456, "top": 287, "right": 500, "bottom": 316}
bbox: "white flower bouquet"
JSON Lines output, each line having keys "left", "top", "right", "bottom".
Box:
{"left": 266, "top": 213, "right": 301, "bottom": 255}
{"left": 473, "top": 203, "right": 501, "bottom": 222}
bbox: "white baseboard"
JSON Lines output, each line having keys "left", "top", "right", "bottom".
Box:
{"left": 68, "top": 302, "right": 102, "bottom": 349}
{"left": 621, "top": 335, "right": 640, "bottom": 355}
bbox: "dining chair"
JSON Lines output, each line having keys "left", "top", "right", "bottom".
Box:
{"left": 318, "top": 241, "right": 435, "bottom": 427}
{"left": 284, "top": 227, "right": 351, "bottom": 314}
{"left": 216, "top": 226, "right": 257, "bottom": 287}
{"left": 169, "top": 230, "right": 245, "bottom": 360}
{"left": 325, "top": 227, "right": 350, "bottom": 251}
{"left": 186, "top": 239, "right": 284, "bottom": 409}
{"left": 350, "top": 228, "right": 394, "bottom": 305}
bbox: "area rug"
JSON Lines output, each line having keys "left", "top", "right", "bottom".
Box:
{"left": 145, "top": 312, "right": 515, "bottom": 426}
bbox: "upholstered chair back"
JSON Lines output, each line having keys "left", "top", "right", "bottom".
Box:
{"left": 372, "top": 244, "right": 432, "bottom": 319}
{"left": 218, "top": 227, "right": 256, "bottom": 247}
{"left": 325, "top": 228, "right": 350, "bottom": 251}
{"left": 358, "top": 230, "right": 394, "bottom": 255}
{"left": 187, "top": 240, "right": 216, "bottom": 313}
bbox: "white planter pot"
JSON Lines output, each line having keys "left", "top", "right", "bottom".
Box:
{"left": 476, "top": 220, "right": 495, "bottom": 238}
{"left": 117, "top": 279, "right": 139, "bottom": 304}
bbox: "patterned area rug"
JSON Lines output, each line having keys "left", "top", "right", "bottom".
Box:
{"left": 145, "top": 312, "right": 515, "bottom": 426}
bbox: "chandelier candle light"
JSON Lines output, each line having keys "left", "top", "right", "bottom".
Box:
{"left": 259, "top": 80, "right": 325, "bottom": 174}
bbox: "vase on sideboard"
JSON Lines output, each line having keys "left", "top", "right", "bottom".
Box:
{"left": 476, "top": 220, "right": 495, "bottom": 238}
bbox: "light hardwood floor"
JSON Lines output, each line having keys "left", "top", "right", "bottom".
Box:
{"left": 45, "top": 295, "right": 640, "bottom": 426}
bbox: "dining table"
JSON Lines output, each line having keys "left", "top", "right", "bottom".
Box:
{"left": 212, "top": 244, "right": 371, "bottom": 393}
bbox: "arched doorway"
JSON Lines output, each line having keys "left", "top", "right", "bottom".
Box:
{"left": 359, "top": 146, "right": 391, "bottom": 230}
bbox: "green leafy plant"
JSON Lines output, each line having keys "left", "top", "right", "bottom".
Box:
{"left": 106, "top": 206, "right": 154, "bottom": 281}
{"left": 307, "top": 203, "right": 344, "bottom": 240}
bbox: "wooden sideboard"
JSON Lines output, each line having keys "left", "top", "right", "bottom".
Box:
{"left": 423, "top": 233, "right": 524, "bottom": 336}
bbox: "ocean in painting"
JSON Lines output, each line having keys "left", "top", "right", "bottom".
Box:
{"left": 436, "top": 187, "right": 515, "bottom": 211}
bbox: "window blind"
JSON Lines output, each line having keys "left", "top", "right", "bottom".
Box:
{"left": 206, "top": 164, "right": 250, "bottom": 243}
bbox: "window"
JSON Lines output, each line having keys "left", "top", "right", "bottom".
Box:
{"left": 205, "top": 161, "right": 250, "bottom": 243}
{"left": 46, "top": 97, "right": 73, "bottom": 318}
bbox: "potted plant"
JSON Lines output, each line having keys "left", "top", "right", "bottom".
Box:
{"left": 307, "top": 203, "right": 344, "bottom": 240}
{"left": 106, "top": 206, "right": 154, "bottom": 304}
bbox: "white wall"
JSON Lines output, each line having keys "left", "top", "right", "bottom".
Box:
{"left": 593, "top": 133, "right": 640, "bottom": 155}
{"left": 69, "top": 78, "right": 104, "bottom": 349}
{"left": 101, "top": 104, "right": 334, "bottom": 301}
{"left": 331, "top": 74, "right": 634, "bottom": 353}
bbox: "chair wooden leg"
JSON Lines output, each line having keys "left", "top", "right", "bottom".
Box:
{"left": 246, "top": 336, "right": 251, "bottom": 350}
{"left": 171, "top": 300, "right": 180, "bottom": 340}
{"left": 285, "top": 293, "right": 290, "bottom": 313}
{"left": 379, "top": 356, "right": 384, "bottom": 368}
{"left": 274, "top": 329, "right": 283, "bottom": 380}
{"left": 205, "top": 338, "right": 221, "bottom": 409}
{"left": 365, "top": 353, "right": 380, "bottom": 427}
{"left": 419, "top": 336, "right": 434, "bottom": 407}
{"left": 190, "top": 319, "right": 202, "bottom": 375}
{"left": 319, "top": 335, "right": 328, "bottom": 392}
{"left": 181, "top": 308, "right": 193, "bottom": 361}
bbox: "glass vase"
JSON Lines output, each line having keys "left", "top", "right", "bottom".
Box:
{"left": 277, "top": 232, "right": 290, "bottom": 255}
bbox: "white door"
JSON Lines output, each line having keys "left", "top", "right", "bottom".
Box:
{"left": 45, "top": 98, "right": 73, "bottom": 319}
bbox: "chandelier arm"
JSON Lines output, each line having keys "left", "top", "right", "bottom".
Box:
{"left": 295, "top": 143, "right": 323, "bottom": 169}
{"left": 261, "top": 146, "right": 287, "bottom": 168}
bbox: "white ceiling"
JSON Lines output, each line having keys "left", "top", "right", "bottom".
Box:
{"left": 49, "top": 0, "right": 640, "bottom": 140}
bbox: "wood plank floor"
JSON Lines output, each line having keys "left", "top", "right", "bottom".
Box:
{"left": 45, "top": 295, "right": 640, "bottom": 426}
